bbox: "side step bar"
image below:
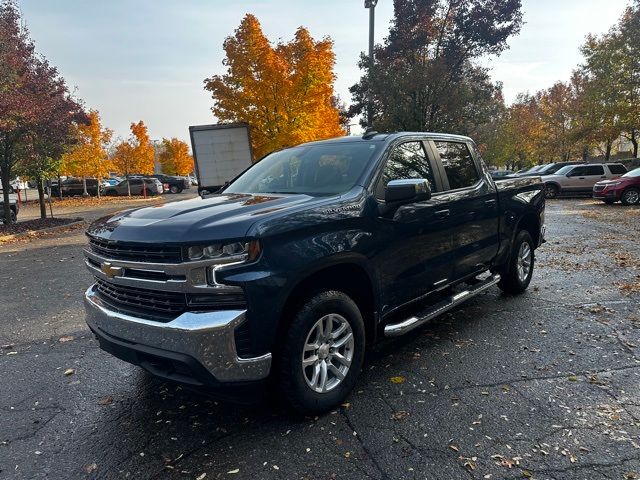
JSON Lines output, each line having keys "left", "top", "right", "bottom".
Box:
{"left": 383, "top": 273, "right": 501, "bottom": 337}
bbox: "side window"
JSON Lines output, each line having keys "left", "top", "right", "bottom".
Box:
{"left": 568, "top": 166, "right": 586, "bottom": 177}
{"left": 131, "top": 179, "right": 143, "bottom": 185}
{"left": 377, "top": 141, "right": 435, "bottom": 198}
{"left": 585, "top": 165, "right": 604, "bottom": 176}
{"left": 608, "top": 164, "right": 627, "bottom": 174}
{"left": 434, "top": 141, "right": 480, "bottom": 190}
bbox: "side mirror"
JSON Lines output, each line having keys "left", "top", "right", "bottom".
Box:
{"left": 384, "top": 179, "right": 431, "bottom": 204}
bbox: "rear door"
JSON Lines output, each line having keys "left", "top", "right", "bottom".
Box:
{"left": 566, "top": 165, "right": 605, "bottom": 191}
{"left": 429, "top": 139, "right": 500, "bottom": 282}
{"left": 373, "top": 139, "right": 453, "bottom": 311}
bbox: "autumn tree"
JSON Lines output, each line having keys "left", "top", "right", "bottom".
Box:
{"left": 349, "top": 0, "right": 522, "bottom": 134}
{"left": 112, "top": 121, "right": 154, "bottom": 195}
{"left": 0, "top": 0, "right": 84, "bottom": 222}
{"left": 159, "top": 137, "right": 193, "bottom": 175}
{"left": 204, "top": 15, "right": 344, "bottom": 159}
{"left": 60, "top": 110, "right": 112, "bottom": 196}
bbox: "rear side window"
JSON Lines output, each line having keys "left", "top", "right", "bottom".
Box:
{"left": 131, "top": 179, "right": 143, "bottom": 185}
{"left": 377, "top": 141, "right": 435, "bottom": 198}
{"left": 434, "top": 141, "right": 480, "bottom": 190}
{"left": 585, "top": 165, "right": 604, "bottom": 176}
{"left": 608, "top": 164, "right": 627, "bottom": 174}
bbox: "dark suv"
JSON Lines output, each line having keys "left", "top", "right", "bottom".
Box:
{"left": 50, "top": 178, "right": 100, "bottom": 196}
{"left": 84, "top": 132, "right": 545, "bottom": 413}
{"left": 151, "top": 174, "right": 190, "bottom": 194}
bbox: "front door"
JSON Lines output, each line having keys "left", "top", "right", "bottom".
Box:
{"left": 430, "top": 140, "right": 500, "bottom": 282}
{"left": 373, "top": 140, "right": 454, "bottom": 313}
{"left": 565, "top": 165, "right": 606, "bottom": 192}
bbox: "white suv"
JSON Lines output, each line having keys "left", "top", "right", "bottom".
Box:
{"left": 541, "top": 163, "right": 627, "bottom": 199}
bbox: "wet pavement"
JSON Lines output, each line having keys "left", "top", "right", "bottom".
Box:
{"left": 1, "top": 199, "right": 638, "bottom": 480}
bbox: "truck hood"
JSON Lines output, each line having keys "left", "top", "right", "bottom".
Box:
{"left": 87, "top": 193, "right": 326, "bottom": 244}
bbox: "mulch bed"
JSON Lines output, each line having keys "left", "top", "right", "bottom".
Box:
{"left": 0, "top": 217, "right": 82, "bottom": 237}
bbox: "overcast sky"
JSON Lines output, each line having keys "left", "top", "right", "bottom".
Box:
{"left": 19, "top": 0, "right": 629, "bottom": 145}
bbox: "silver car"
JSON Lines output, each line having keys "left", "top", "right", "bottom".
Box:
{"left": 541, "top": 163, "right": 627, "bottom": 199}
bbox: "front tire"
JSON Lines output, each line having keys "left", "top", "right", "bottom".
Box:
{"left": 169, "top": 185, "right": 179, "bottom": 194}
{"left": 278, "top": 291, "right": 365, "bottom": 415}
{"left": 621, "top": 187, "right": 640, "bottom": 206}
{"left": 544, "top": 183, "right": 559, "bottom": 199}
{"left": 498, "top": 230, "right": 535, "bottom": 294}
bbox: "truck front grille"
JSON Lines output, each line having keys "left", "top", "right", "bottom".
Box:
{"left": 93, "top": 278, "right": 247, "bottom": 322}
{"left": 88, "top": 236, "right": 182, "bottom": 263}
{"left": 95, "top": 278, "right": 186, "bottom": 320}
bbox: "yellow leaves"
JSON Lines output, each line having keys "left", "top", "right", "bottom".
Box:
{"left": 159, "top": 138, "right": 193, "bottom": 176}
{"left": 60, "top": 110, "right": 112, "bottom": 178}
{"left": 389, "top": 376, "right": 406, "bottom": 384}
{"left": 112, "top": 120, "right": 155, "bottom": 176}
{"left": 204, "top": 15, "right": 345, "bottom": 160}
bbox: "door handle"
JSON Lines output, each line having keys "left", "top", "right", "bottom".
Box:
{"left": 600, "top": 176, "right": 606, "bottom": 178}
{"left": 484, "top": 199, "right": 496, "bottom": 206}
{"left": 435, "top": 209, "right": 450, "bottom": 218}
{"left": 579, "top": 177, "right": 585, "bottom": 179}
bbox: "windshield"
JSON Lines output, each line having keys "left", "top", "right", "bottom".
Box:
{"left": 553, "top": 165, "right": 574, "bottom": 175}
{"left": 224, "top": 142, "right": 380, "bottom": 196}
{"left": 623, "top": 167, "right": 640, "bottom": 178}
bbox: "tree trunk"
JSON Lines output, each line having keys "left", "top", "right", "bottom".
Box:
{"left": 37, "top": 178, "right": 47, "bottom": 219}
{"left": 1, "top": 168, "right": 12, "bottom": 224}
{"left": 57, "top": 175, "right": 63, "bottom": 199}
{"left": 605, "top": 139, "right": 612, "bottom": 161}
{"left": 582, "top": 146, "right": 589, "bottom": 162}
{"left": 82, "top": 176, "right": 89, "bottom": 196}
{"left": 126, "top": 175, "right": 131, "bottom": 197}
{"left": 631, "top": 129, "right": 638, "bottom": 158}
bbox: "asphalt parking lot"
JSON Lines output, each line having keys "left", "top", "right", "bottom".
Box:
{"left": 1, "top": 198, "right": 639, "bottom": 480}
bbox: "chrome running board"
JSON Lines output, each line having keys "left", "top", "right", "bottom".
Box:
{"left": 383, "top": 273, "right": 501, "bottom": 337}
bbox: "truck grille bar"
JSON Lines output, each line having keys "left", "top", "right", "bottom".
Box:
{"left": 88, "top": 236, "right": 182, "bottom": 263}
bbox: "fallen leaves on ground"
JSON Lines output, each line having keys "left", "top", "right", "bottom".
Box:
{"left": 389, "top": 376, "right": 406, "bottom": 384}
{"left": 63, "top": 368, "right": 75, "bottom": 376}
{"left": 391, "top": 410, "right": 409, "bottom": 421}
{"left": 58, "top": 336, "right": 75, "bottom": 343}
{"left": 98, "top": 396, "right": 113, "bottom": 405}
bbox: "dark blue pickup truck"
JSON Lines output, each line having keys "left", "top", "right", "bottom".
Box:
{"left": 84, "top": 132, "right": 545, "bottom": 413}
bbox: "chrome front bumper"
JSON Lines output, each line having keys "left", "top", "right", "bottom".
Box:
{"left": 84, "top": 285, "right": 272, "bottom": 383}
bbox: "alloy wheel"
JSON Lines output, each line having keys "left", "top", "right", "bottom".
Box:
{"left": 301, "top": 314, "right": 354, "bottom": 393}
{"left": 516, "top": 242, "right": 532, "bottom": 283}
{"left": 623, "top": 189, "right": 639, "bottom": 205}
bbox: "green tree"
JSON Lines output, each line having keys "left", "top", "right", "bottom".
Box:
{"left": 349, "top": 0, "right": 523, "bottom": 135}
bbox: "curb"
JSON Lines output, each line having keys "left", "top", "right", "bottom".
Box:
{"left": 0, "top": 218, "right": 85, "bottom": 242}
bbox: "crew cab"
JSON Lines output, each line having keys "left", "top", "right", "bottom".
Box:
{"left": 83, "top": 132, "right": 545, "bottom": 413}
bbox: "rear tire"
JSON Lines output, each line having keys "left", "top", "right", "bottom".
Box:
{"left": 278, "top": 291, "right": 365, "bottom": 415}
{"left": 498, "top": 230, "right": 535, "bottom": 294}
{"left": 169, "top": 185, "right": 179, "bottom": 194}
{"left": 544, "top": 183, "right": 559, "bottom": 199}
{"left": 621, "top": 187, "right": 640, "bottom": 206}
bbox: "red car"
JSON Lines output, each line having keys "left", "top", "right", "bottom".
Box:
{"left": 593, "top": 167, "right": 640, "bottom": 205}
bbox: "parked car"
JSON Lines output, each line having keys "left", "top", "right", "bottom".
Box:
{"left": 541, "top": 163, "right": 627, "bottom": 199}
{"left": 0, "top": 191, "right": 19, "bottom": 223}
{"left": 593, "top": 167, "right": 640, "bottom": 205}
{"left": 533, "top": 161, "right": 583, "bottom": 177}
{"left": 490, "top": 169, "right": 514, "bottom": 179}
{"left": 50, "top": 177, "right": 101, "bottom": 196}
{"left": 150, "top": 174, "right": 190, "bottom": 194}
{"left": 83, "top": 131, "right": 545, "bottom": 414}
{"left": 103, "top": 178, "right": 163, "bottom": 196}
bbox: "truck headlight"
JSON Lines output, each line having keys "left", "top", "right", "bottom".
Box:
{"left": 186, "top": 240, "right": 261, "bottom": 263}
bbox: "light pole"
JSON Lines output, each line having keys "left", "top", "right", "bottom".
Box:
{"left": 364, "top": 0, "right": 377, "bottom": 129}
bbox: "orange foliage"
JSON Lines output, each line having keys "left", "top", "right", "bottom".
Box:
{"left": 159, "top": 137, "right": 193, "bottom": 175}
{"left": 112, "top": 120, "right": 155, "bottom": 176}
{"left": 60, "top": 110, "right": 112, "bottom": 179}
{"left": 204, "top": 15, "right": 345, "bottom": 159}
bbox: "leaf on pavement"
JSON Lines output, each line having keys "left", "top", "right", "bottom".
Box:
{"left": 58, "top": 336, "right": 75, "bottom": 343}
{"left": 99, "top": 396, "right": 113, "bottom": 405}
{"left": 390, "top": 376, "right": 406, "bottom": 384}
{"left": 64, "top": 368, "right": 75, "bottom": 376}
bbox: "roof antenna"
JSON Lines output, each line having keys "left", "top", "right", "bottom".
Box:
{"left": 362, "top": 128, "right": 378, "bottom": 139}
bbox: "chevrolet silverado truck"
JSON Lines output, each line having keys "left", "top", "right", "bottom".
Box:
{"left": 84, "top": 132, "right": 545, "bottom": 414}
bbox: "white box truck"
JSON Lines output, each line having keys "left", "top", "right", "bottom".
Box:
{"left": 188, "top": 123, "right": 254, "bottom": 194}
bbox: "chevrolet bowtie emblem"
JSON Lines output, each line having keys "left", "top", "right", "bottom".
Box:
{"left": 100, "top": 262, "right": 123, "bottom": 278}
